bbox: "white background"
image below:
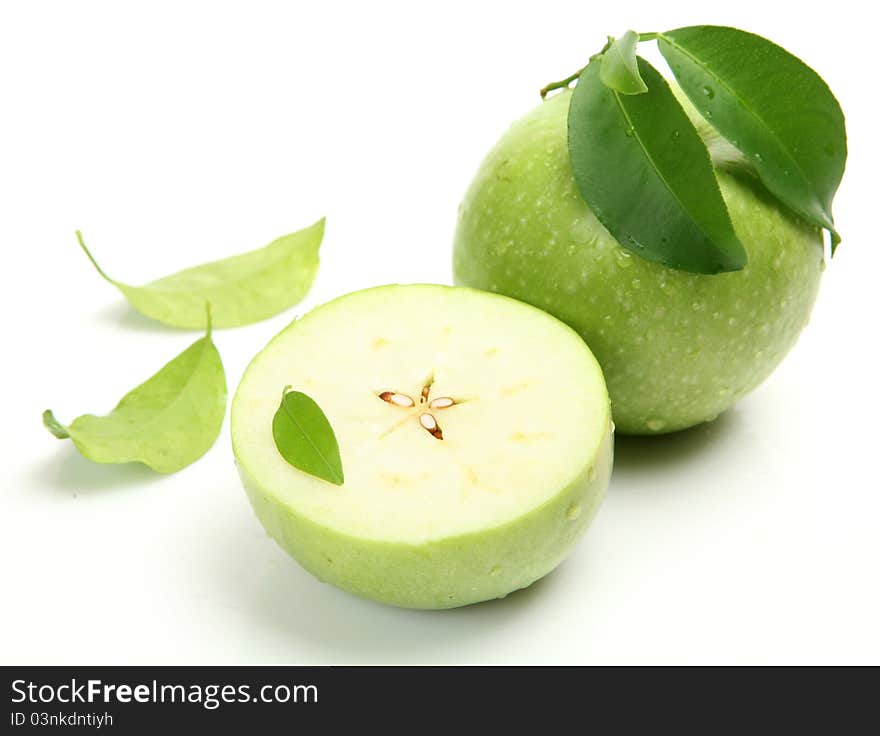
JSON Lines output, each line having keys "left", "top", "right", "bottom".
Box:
{"left": 2, "top": 0, "right": 877, "bottom": 665}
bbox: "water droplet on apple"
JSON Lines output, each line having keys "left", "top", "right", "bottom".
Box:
{"left": 566, "top": 503, "right": 581, "bottom": 520}
{"left": 614, "top": 249, "right": 633, "bottom": 268}
{"left": 719, "top": 387, "right": 732, "bottom": 398}
{"left": 646, "top": 418, "right": 666, "bottom": 432}
{"left": 490, "top": 565, "right": 501, "bottom": 576}
{"left": 569, "top": 218, "right": 592, "bottom": 243}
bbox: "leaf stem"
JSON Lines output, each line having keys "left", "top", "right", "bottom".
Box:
{"left": 638, "top": 32, "right": 659, "bottom": 41}
{"left": 540, "top": 68, "right": 586, "bottom": 99}
{"left": 42, "top": 409, "right": 70, "bottom": 439}
{"left": 75, "top": 231, "right": 115, "bottom": 284}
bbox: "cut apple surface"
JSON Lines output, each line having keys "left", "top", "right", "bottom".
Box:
{"left": 232, "top": 284, "right": 612, "bottom": 608}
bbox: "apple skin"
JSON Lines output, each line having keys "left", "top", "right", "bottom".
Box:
{"left": 453, "top": 90, "right": 824, "bottom": 434}
{"left": 238, "top": 427, "right": 612, "bottom": 609}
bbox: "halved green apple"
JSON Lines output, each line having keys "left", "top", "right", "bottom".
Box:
{"left": 232, "top": 284, "right": 612, "bottom": 608}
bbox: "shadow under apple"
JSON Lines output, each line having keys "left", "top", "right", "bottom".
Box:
{"left": 199, "top": 506, "right": 599, "bottom": 664}
{"left": 612, "top": 407, "right": 743, "bottom": 475}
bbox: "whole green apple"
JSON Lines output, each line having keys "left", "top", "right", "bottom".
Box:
{"left": 453, "top": 89, "right": 823, "bottom": 434}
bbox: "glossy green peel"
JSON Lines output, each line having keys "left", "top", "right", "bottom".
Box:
{"left": 453, "top": 90, "right": 823, "bottom": 434}
{"left": 76, "top": 218, "right": 325, "bottom": 328}
{"left": 44, "top": 310, "right": 227, "bottom": 472}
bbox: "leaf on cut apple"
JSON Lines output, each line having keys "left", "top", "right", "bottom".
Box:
{"left": 657, "top": 25, "right": 846, "bottom": 250}
{"left": 272, "top": 389, "right": 344, "bottom": 486}
{"left": 568, "top": 57, "right": 747, "bottom": 274}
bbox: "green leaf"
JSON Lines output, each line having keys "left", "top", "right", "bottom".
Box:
{"left": 568, "top": 57, "right": 747, "bottom": 273}
{"left": 272, "top": 389, "right": 344, "bottom": 486}
{"left": 600, "top": 31, "right": 648, "bottom": 95}
{"left": 76, "top": 218, "right": 325, "bottom": 328}
{"left": 43, "top": 308, "right": 227, "bottom": 473}
{"left": 657, "top": 25, "right": 846, "bottom": 248}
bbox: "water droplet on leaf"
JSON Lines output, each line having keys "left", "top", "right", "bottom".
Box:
{"left": 627, "top": 236, "right": 645, "bottom": 250}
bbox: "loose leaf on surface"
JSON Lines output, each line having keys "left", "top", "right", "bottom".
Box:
{"left": 568, "top": 57, "right": 747, "bottom": 273}
{"left": 272, "top": 389, "right": 344, "bottom": 486}
{"left": 600, "top": 31, "right": 648, "bottom": 95}
{"left": 43, "top": 308, "right": 227, "bottom": 473}
{"left": 76, "top": 218, "right": 325, "bottom": 328}
{"left": 657, "top": 25, "right": 846, "bottom": 248}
